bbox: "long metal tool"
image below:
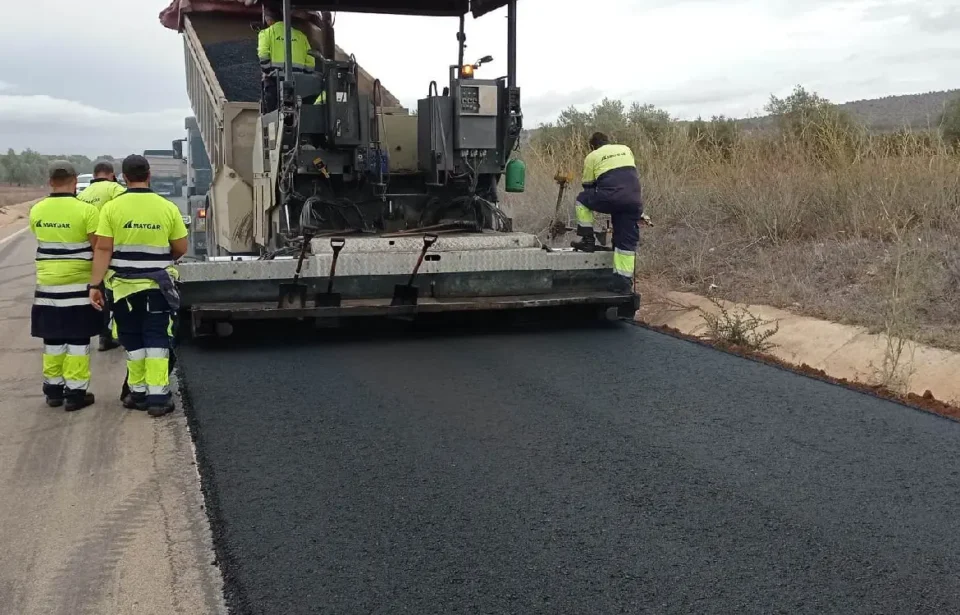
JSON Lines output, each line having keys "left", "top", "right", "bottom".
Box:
{"left": 548, "top": 171, "right": 574, "bottom": 240}
{"left": 278, "top": 230, "right": 315, "bottom": 309}
{"left": 391, "top": 233, "right": 438, "bottom": 307}
{"left": 314, "top": 237, "right": 345, "bottom": 307}
{"left": 282, "top": 0, "right": 293, "bottom": 83}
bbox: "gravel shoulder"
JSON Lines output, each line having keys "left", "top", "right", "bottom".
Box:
{"left": 0, "top": 230, "right": 225, "bottom": 615}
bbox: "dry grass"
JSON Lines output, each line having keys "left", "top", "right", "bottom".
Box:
{"left": 696, "top": 296, "right": 781, "bottom": 352}
{"left": 0, "top": 184, "right": 45, "bottom": 208}
{"left": 504, "top": 120, "right": 960, "bottom": 352}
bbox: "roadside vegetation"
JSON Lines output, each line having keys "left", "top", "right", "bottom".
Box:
{"left": 0, "top": 150, "right": 118, "bottom": 186}
{"left": 0, "top": 185, "right": 45, "bottom": 208}
{"left": 505, "top": 86, "right": 960, "bottom": 353}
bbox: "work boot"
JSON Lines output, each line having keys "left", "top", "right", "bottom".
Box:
{"left": 147, "top": 399, "right": 175, "bottom": 418}
{"left": 608, "top": 273, "right": 633, "bottom": 294}
{"left": 65, "top": 392, "right": 95, "bottom": 413}
{"left": 123, "top": 392, "right": 147, "bottom": 411}
{"left": 98, "top": 334, "right": 119, "bottom": 352}
{"left": 43, "top": 384, "right": 64, "bottom": 408}
{"left": 570, "top": 234, "right": 597, "bottom": 252}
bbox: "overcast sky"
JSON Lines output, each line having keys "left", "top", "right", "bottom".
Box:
{"left": 0, "top": 0, "right": 958, "bottom": 156}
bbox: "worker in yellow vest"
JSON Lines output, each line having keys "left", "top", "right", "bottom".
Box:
{"left": 89, "top": 155, "right": 188, "bottom": 417}
{"left": 77, "top": 159, "right": 126, "bottom": 351}
{"left": 570, "top": 132, "right": 644, "bottom": 293}
{"left": 29, "top": 161, "right": 101, "bottom": 411}
{"left": 76, "top": 160, "right": 125, "bottom": 208}
{"left": 258, "top": 5, "right": 315, "bottom": 114}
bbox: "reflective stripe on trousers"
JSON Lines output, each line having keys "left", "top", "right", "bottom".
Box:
{"left": 34, "top": 283, "right": 89, "bottom": 308}
{"left": 42, "top": 342, "right": 90, "bottom": 391}
{"left": 145, "top": 348, "right": 170, "bottom": 397}
{"left": 125, "top": 348, "right": 147, "bottom": 394}
{"left": 575, "top": 202, "right": 594, "bottom": 230}
{"left": 43, "top": 344, "right": 66, "bottom": 386}
{"left": 64, "top": 344, "right": 91, "bottom": 391}
{"left": 125, "top": 347, "right": 169, "bottom": 397}
{"left": 613, "top": 248, "right": 636, "bottom": 279}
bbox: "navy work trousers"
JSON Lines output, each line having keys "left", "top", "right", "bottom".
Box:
{"left": 113, "top": 290, "right": 174, "bottom": 407}
{"left": 577, "top": 190, "right": 642, "bottom": 253}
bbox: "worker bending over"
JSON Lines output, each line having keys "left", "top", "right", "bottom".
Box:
{"left": 89, "top": 155, "right": 188, "bottom": 417}
{"left": 30, "top": 161, "right": 101, "bottom": 411}
{"left": 571, "top": 132, "right": 644, "bottom": 293}
{"left": 258, "top": 4, "right": 315, "bottom": 114}
{"left": 77, "top": 160, "right": 126, "bottom": 352}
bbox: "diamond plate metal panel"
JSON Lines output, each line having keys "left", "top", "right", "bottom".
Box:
{"left": 178, "top": 247, "right": 614, "bottom": 282}
{"left": 310, "top": 232, "right": 539, "bottom": 254}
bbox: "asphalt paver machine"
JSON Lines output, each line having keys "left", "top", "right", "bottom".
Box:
{"left": 173, "top": 0, "right": 640, "bottom": 336}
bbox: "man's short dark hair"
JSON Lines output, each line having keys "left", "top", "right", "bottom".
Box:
{"left": 122, "top": 154, "right": 150, "bottom": 183}
{"left": 589, "top": 132, "right": 610, "bottom": 150}
{"left": 93, "top": 160, "right": 116, "bottom": 176}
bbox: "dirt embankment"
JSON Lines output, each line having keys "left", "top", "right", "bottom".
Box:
{"left": 637, "top": 286, "right": 960, "bottom": 422}
{"left": 0, "top": 185, "right": 45, "bottom": 208}
{"left": 0, "top": 186, "right": 44, "bottom": 240}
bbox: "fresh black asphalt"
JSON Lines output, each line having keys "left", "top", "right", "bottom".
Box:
{"left": 177, "top": 321, "right": 960, "bottom": 615}
{"left": 205, "top": 40, "right": 262, "bottom": 103}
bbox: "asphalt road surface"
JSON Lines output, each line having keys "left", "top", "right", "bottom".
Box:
{"left": 178, "top": 321, "right": 960, "bottom": 615}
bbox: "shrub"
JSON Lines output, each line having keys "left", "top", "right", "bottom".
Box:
{"left": 764, "top": 85, "right": 865, "bottom": 166}
{"left": 687, "top": 115, "right": 739, "bottom": 160}
{"left": 939, "top": 96, "right": 960, "bottom": 148}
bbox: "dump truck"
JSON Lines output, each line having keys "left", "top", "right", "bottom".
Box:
{"left": 161, "top": 0, "right": 640, "bottom": 337}
{"left": 173, "top": 117, "right": 214, "bottom": 256}
{"left": 143, "top": 149, "right": 187, "bottom": 197}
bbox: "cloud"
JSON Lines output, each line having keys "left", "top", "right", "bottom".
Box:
{"left": 521, "top": 89, "right": 605, "bottom": 125}
{"left": 0, "top": 94, "right": 189, "bottom": 156}
{"left": 1, "top": 0, "right": 960, "bottom": 153}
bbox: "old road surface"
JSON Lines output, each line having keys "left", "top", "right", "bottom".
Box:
{"left": 179, "top": 317, "right": 960, "bottom": 615}
{"left": 0, "top": 222, "right": 225, "bottom": 614}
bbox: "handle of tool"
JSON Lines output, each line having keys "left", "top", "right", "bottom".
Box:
{"left": 292, "top": 239, "right": 310, "bottom": 282}
{"left": 407, "top": 235, "right": 438, "bottom": 286}
{"left": 407, "top": 246, "right": 428, "bottom": 286}
{"left": 327, "top": 245, "right": 343, "bottom": 293}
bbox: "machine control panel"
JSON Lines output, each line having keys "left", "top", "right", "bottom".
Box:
{"left": 459, "top": 85, "right": 499, "bottom": 116}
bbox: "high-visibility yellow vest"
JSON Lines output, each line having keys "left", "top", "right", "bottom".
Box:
{"left": 30, "top": 193, "right": 99, "bottom": 297}
{"left": 76, "top": 178, "right": 126, "bottom": 210}
{"left": 95, "top": 188, "right": 188, "bottom": 301}
{"left": 258, "top": 22, "right": 315, "bottom": 74}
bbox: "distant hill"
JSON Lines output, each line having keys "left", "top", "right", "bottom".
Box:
{"left": 522, "top": 88, "right": 960, "bottom": 141}
{"left": 738, "top": 89, "right": 960, "bottom": 132}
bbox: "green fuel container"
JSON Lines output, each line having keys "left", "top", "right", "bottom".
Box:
{"left": 505, "top": 158, "right": 526, "bottom": 193}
